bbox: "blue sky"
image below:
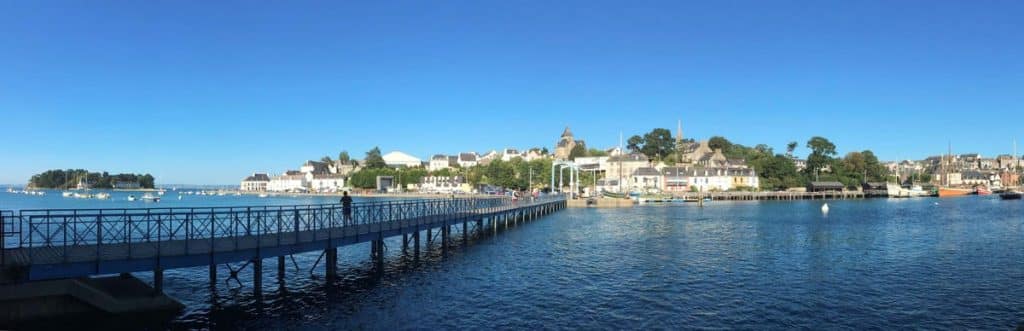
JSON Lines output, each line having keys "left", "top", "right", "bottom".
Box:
{"left": 1, "top": 1, "right": 1022, "bottom": 184}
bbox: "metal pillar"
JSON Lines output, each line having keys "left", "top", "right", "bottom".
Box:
{"left": 253, "top": 258, "right": 263, "bottom": 296}
{"left": 154, "top": 268, "right": 163, "bottom": 295}
{"left": 413, "top": 229, "right": 420, "bottom": 258}
{"left": 209, "top": 264, "right": 217, "bottom": 286}
{"left": 326, "top": 248, "right": 337, "bottom": 279}
{"left": 462, "top": 221, "right": 468, "bottom": 245}
{"left": 277, "top": 256, "right": 286, "bottom": 279}
{"left": 402, "top": 233, "right": 409, "bottom": 254}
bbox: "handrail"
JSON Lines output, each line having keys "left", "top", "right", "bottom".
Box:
{"left": 1, "top": 195, "right": 565, "bottom": 255}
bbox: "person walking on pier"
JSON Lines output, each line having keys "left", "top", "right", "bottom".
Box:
{"left": 341, "top": 191, "right": 353, "bottom": 225}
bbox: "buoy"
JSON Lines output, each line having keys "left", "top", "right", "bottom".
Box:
{"left": 821, "top": 203, "right": 830, "bottom": 214}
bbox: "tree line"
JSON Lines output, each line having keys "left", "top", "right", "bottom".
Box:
{"left": 29, "top": 169, "right": 156, "bottom": 189}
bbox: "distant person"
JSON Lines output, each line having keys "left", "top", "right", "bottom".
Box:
{"left": 341, "top": 191, "right": 353, "bottom": 224}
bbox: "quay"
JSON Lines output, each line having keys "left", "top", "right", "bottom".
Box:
{"left": 571, "top": 191, "right": 866, "bottom": 207}
{"left": 0, "top": 195, "right": 566, "bottom": 323}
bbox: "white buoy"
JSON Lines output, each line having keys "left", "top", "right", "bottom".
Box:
{"left": 821, "top": 203, "right": 830, "bottom": 214}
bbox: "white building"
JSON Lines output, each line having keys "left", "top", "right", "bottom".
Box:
{"left": 630, "top": 167, "right": 662, "bottom": 191}
{"left": 383, "top": 151, "right": 423, "bottom": 168}
{"left": 240, "top": 173, "right": 270, "bottom": 192}
{"left": 310, "top": 174, "right": 346, "bottom": 193}
{"left": 267, "top": 171, "right": 308, "bottom": 192}
{"left": 501, "top": 148, "right": 521, "bottom": 162}
{"left": 419, "top": 176, "right": 466, "bottom": 194}
{"left": 689, "top": 168, "right": 733, "bottom": 192}
{"left": 458, "top": 152, "right": 478, "bottom": 168}
{"left": 428, "top": 154, "right": 452, "bottom": 172}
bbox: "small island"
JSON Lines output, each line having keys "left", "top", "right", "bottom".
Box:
{"left": 28, "top": 169, "right": 156, "bottom": 189}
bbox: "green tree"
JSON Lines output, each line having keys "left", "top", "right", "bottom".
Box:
{"left": 587, "top": 148, "right": 609, "bottom": 157}
{"left": 364, "top": 147, "right": 387, "bottom": 169}
{"left": 640, "top": 128, "right": 675, "bottom": 161}
{"left": 805, "top": 136, "right": 837, "bottom": 176}
{"left": 786, "top": 141, "right": 798, "bottom": 157}
{"left": 626, "top": 135, "right": 644, "bottom": 153}
{"left": 338, "top": 151, "right": 352, "bottom": 165}
{"left": 708, "top": 136, "right": 733, "bottom": 152}
{"left": 569, "top": 144, "right": 587, "bottom": 160}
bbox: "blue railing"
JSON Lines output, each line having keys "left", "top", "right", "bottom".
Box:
{"left": 1, "top": 195, "right": 564, "bottom": 265}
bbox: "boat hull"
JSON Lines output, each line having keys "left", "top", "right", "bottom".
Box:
{"left": 938, "top": 187, "right": 973, "bottom": 197}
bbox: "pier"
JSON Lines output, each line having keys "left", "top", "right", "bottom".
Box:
{"left": 0, "top": 195, "right": 566, "bottom": 322}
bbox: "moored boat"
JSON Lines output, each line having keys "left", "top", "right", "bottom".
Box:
{"left": 938, "top": 187, "right": 973, "bottom": 197}
{"left": 976, "top": 186, "right": 993, "bottom": 195}
{"left": 94, "top": 192, "right": 110, "bottom": 199}
{"left": 141, "top": 193, "right": 160, "bottom": 202}
{"left": 1000, "top": 191, "right": 1022, "bottom": 200}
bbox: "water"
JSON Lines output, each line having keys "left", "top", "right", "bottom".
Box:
{"left": 0, "top": 189, "right": 364, "bottom": 211}
{"left": 5, "top": 193, "right": 1024, "bottom": 329}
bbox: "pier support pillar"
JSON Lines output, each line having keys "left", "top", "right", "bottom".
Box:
{"left": 153, "top": 268, "right": 163, "bottom": 295}
{"left": 325, "top": 248, "right": 337, "bottom": 279}
{"left": 253, "top": 258, "right": 263, "bottom": 296}
{"left": 462, "top": 221, "right": 468, "bottom": 245}
{"left": 413, "top": 230, "right": 420, "bottom": 259}
{"left": 402, "top": 233, "right": 409, "bottom": 254}
{"left": 426, "top": 228, "right": 432, "bottom": 244}
{"left": 277, "top": 256, "right": 286, "bottom": 279}
{"left": 374, "top": 239, "right": 385, "bottom": 269}
{"left": 441, "top": 223, "right": 449, "bottom": 256}
{"left": 209, "top": 264, "right": 217, "bottom": 286}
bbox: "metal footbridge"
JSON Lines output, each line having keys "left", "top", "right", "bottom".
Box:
{"left": 1, "top": 195, "right": 566, "bottom": 288}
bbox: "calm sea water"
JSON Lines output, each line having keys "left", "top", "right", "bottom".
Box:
{"left": 5, "top": 191, "right": 1024, "bottom": 329}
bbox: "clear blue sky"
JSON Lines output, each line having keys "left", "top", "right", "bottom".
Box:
{"left": 1, "top": 1, "right": 1022, "bottom": 185}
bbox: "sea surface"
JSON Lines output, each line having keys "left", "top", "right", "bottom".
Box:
{"left": 3, "top": 191, "right": 1024, "bottom": 329}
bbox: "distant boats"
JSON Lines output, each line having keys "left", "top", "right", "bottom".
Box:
{"left": 1000, "top": 190, "right": 1022, "bottom": 200}
{"left": 140, "top": 193, "right": 160, "bottom": 202}
{"left": 62, "top": 191, "right": 74, "bottom": 198}
{"left": 976, "top": 186, "right": 993, "bottom": 196}
{"left": 127, "top": 195, "right": 137, "bottom": 202}
{"left": 94, "top": 192, "right": 110, "bottom": 200}
{"left": 887, "top": 183, "right": 931, "bottom": 198}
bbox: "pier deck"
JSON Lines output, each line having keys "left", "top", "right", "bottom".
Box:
{"left": 1, "top": 196, "right": 566, "bottom": 282}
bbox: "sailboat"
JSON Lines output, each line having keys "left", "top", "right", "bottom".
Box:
{"left": 938, "top": 143, "right": 972, "bottom": 197}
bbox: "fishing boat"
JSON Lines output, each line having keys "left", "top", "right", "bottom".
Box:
{"left": 1000, "top": 190, "right": 1022, "bottom": 200}
{"left": 140, "top": 193, "right": 160, "bottom": 202}
{"left": 127, "top": 195, "right": 137, "bottom": 201}
{"left": 937, "top": 143, "right": 973, "bottom": 198}
{"left": 976, "top": 186, "right": 993, "bottom": 195}
{"left": 94, "top": 192, "right": 111, "bottom": 200}
{"left": 61, "top": 191, "right": 74, "bottom": 198}
{"left": 938, "top": 187, "right": 973, "bottom": 197}
{"left": 602, "top": 191, "right": 628, "bottom": 199}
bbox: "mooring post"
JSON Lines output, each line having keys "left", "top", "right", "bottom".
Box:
{"left": 326, "top": 248, "right": 337, "bottom": 279}
{"left": 402, "top": 233, "right": 408, "bottom": 254}
{"left": 426, "top": 228, "right": 432, "bottom": 244}
{"left": 462, "top": 220, "right": 468, "bottom": 245}
{"left": 153, "top": 268, "right": 163, "bottom": 295}
{"left": 253, "top": 258, "right": 263, "bottom": 296}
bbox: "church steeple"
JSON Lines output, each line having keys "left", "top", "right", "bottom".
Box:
{"left": 561, "top": 126, "right": 573, "bottom": 138}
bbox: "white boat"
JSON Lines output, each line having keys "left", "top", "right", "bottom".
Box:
{"left": 258, "top": 193, "right": 269, "bottom": 198}
{"left": 94, "top": 192, "right": 111, "bottom": 200}
{"left": 62, "top": 191, "right": 74, "bottom": 198}
{"left": 127, "top": 195, "right": 137, "bottom": 201}
{"left": 157, "top": 190, "right": 165, "bottom": 196}
{"left": 73, "top": 192, "right": 92, "bottom": 199}
{"left": 888, "top": 183, "right": 930, "bottom": 198}
{"left": 141, "top": 193, "right": 160, "bottom": 202}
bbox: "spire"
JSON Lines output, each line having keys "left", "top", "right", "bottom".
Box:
{"left": 561, "top": 126, "right": 573, "bottom": 138}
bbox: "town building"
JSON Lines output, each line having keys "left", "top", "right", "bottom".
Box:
{"left": 661, "top": 166, "right": 692, "bottom": 192}
{"left": 310, "top": 174, "right": 345, "bottom": 193}
{"left": 267, "top": 172, "right": 308, "bottom": 192}
{"left": 419, "top": 176, "right": 467, "bottom": 194}
{"left": 728, "top": 168, "right": 759, "bottom": 189}
{"left": 501, "top": 148, "right": 521, "bottom": 162}
{"left": 428, "top": 154, "right": 453, "bottom": 172}
{"left": 458, "top": 152, "right": 479, "bottom": 168}
{"left": 602, "top": 153, "right": 650, "bottom": 192}
{"left": 239, "top": 173, "right": 270, "bottom": 192}
{"left": 630, "top": 167, "right": 662, "bottom": 191}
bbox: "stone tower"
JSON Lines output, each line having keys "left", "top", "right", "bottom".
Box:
{"left": 554, "top": 127, "right": 576, "bottom": 160}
